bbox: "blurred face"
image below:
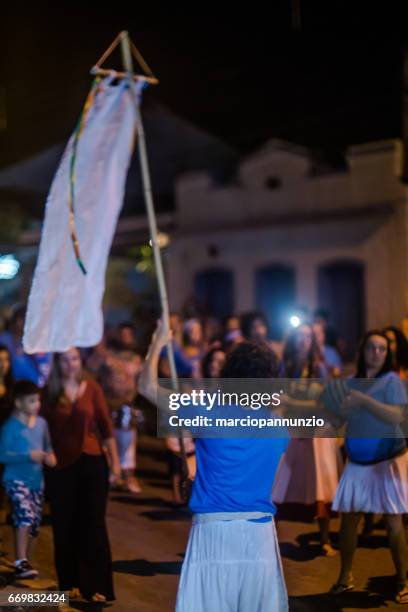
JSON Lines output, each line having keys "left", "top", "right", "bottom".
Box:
{"left": 59, "top": 348, "right": 82, "bottom": 379}
{"left": 384, "top": 330, "right": 397, "bottom": 355}
{"left": 250, "top": 318, "right": 268, "bottom": 342}
{"left": 119, "top": 327, "right": 135, "bottom": 348}
{"left": 16, "top": 393, "right": 41, "bottom": 416}
{"left": 170, "top": 314, "right": 182, "bottom": 335}
{"left": 188, "top": 321, "right": 203, "bottom": 345}
{"left": 364, "top": 334, "right": 388, "bottom": 373}
{"left": 209, "top": 350, "right": 226, "bottom": 378}
{"left": 314, "top": 316, "right": 327, "bottom": 330}
{"left": 111, "top": 369, "right": 135, "bottom": 397}
{"left": 312, "top": 323, "right": 325, "bottom": 348}
{"left": 226, "top": 317, "right": 240, "bottom": 332}
{"left": 0, "top": 350, "right": 10, "bottom": 378}
{"left": 295, "top": 325, "right": 313, "bottom": 355}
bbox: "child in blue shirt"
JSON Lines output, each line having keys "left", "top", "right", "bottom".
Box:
{"left": 0, "top": 380, "right": 56, "bottom": 578}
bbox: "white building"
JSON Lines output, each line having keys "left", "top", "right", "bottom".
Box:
{"left": 167, "top": 139, "right": 408, "bottom": 356}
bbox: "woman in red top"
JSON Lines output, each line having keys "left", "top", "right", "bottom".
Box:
{"left": 42, "top": 348, "right": 120, "bottom": 603}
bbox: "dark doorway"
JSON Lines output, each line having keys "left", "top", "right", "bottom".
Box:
{"left": 317, "top": 260, "right": 365, "bottom": 360}
{"left": 255, "top": 265, "right": 296, "bottom": 339}
{"left": 194, "top": 268, "right": 234, "bottom": 319}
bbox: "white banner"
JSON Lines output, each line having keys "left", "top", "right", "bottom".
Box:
{"left": 23, "top": 77, "right": 137, "bottom": 353}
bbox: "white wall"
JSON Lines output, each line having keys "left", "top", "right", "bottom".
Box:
{"left": 176, "top": 139, "right": 405, "bottom": 228}
{"left": 168, "top": 139, "right": 408, "bottom": 330}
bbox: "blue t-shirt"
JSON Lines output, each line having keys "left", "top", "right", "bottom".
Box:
{"left": 344, "top": 372, "right": 408, "bottom": 463}
{"left": 0, "top": 416, "right": 53, "bottom": 490}
{"left": 160, "top": 342, "right": 193, "bottom": 377}
{"left": 189, "top": 436, "right": 288, "bottom": 515}
{"left": 174, "top": 401, "right": 288, "bottom": 515}
{"left": 0, "top": 332, "right": 51, "bottom": 387}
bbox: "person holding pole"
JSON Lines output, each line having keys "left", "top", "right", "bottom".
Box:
{"left": 139, "top": 321, "right": 289, "bottom": 612}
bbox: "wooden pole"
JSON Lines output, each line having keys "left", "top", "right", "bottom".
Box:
{"left": 119, "top": 31, "right": 180, "bottom": 393}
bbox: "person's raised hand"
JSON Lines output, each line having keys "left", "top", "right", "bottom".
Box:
{"left": 151, "top": 318, "right": 172, "bottom": 350}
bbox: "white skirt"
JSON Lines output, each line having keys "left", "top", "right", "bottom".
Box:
{"left": 176, "top": 515, "right": 288, "bottom": 612}
{"left": 333, "top": 451, "right": 408, "bottom": 514}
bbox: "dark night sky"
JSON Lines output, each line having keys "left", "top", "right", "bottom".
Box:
{"left": 1, "top": 3, "right": 407, "bottom": 167}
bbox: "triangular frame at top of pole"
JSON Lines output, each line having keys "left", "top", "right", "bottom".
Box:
{"left": 90, "top": 30, "right": 159, "bottom": 85}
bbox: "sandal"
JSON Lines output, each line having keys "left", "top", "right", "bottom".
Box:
{"left": 68, "top": 588, "right": 82, "bottom": 600}
{"left": 395, "top": 582, "right": 408, "bottom": 604}
{"left": 90, "top": 593, "right": 107, "bottom": 603}
{"left": 329, "top": 582, "right": 355, "bottom": 595}
{"left": 321, "top": 543, "right": 337, "bottom": 557}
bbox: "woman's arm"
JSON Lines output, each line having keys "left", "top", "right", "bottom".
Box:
{"left": 138, "top": 321, "right": 172, "bottom": 412}
{"left": 104, "top": 437, "right": 121, "bottom": 479}
{"left": 347, "top": 390, "right": 405, "bottom": 425}
{"left": 279, "top": 393, "right": 341, "bottom": 432}
{"left": 42, "top": 421, "right": 57, "bottom": 467}
{"left": 280, "top": 395, "right": 318, "bottom": 413}
{"left": 92, "top": 381, "right": 121, "bottom": 478}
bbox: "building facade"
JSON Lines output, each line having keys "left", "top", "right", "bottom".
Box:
{"left": 167, "top": 139, "right": 408, "bottom": 355}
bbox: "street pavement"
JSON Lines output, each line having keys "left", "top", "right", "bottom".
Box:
{"left": 0, "top": 436, "right": 405, "bottom": 612}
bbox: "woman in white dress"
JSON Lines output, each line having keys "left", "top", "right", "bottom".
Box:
{"left": 273, "top": 323, "right": 343, "bottom": 556}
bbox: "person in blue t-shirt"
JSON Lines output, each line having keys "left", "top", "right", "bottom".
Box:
{"left": 0, "top": 307, "right": 51, "bottom": 387}
{"left": 0, "top": 380, "right": 56, "bottom": 579}
{"left": 324, "top": 331, "right": 408, "bottom": 604}
{"left": 140, "top": 321, "right": 289, "bottom": 612}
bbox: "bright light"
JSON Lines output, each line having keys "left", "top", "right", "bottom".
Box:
{"left": 0, "top": 255, "right": 20, "bottom": 280}
{"left": 290, "top": 315, "right": 301, "bottom": 328}
{"left": 149, "top": 232, "right": 170, "bottom": 249}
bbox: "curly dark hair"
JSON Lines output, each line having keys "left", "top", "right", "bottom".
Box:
{"left": 221, "top": 342, "right": 279, "bottom": 378}
{"left": 13, "top": 379, "right": 40, "bottom": 400}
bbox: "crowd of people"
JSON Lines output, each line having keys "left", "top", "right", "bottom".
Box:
{"left": 0, "top": 308, "right": 144, "bottom": 602}
{"left": 0, "top": 303, "right": 407, "bottom": 609}
{"left": 139, "top": 309, "right": 408, "bottom": 609}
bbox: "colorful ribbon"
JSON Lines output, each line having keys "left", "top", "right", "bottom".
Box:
{"left": 68, "top": 77, "right": 101, "bottom": 274}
